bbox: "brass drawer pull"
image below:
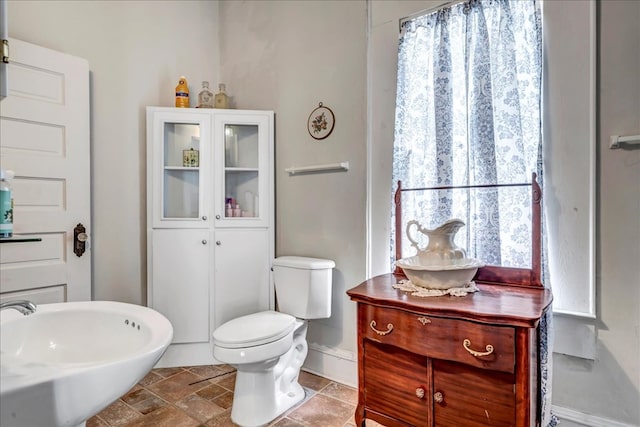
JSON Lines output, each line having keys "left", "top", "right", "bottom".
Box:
{"left": 415, "top": 387, "right": 425, "bottom": 399}
{"left": 369, "top": 320, "right": 394, "bottom": 336}
{"left": 434, "top": 391, "right": 444, "bottom": 403}
{"left": 463, "top": 338, "right": 494, "bottom": 357}
{"left": 417, "top": 316, "right": 431, "bottom": 325}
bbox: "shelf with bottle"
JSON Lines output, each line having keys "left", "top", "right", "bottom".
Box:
{"left": 224, "top": 190, "right": 259, "bottom": 219}
{"left": 161, "top": 129, "right": 201, "bottom": 220}
{"left": 164, "top": 125, "right": 200, "bottom": 166}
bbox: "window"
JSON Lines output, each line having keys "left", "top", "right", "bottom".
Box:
{"left": 388, "top": 4, "right": 558, "bottom": 423}
{"left": 375, "top": 0, "right": 597, "bottom": 363}
{"left": 392, "top": 0, "right": 542, "bottom": 270}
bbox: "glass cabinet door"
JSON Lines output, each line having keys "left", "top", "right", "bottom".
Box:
{"left": 214, "top": 113, "right": 272, "bottom": 227}
{"left": 149, "top": 110, "right": 211, "bottom": 228}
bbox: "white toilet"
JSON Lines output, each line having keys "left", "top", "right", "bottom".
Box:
{"left": 212, "top": 256, "right": 335, "bottom": 427}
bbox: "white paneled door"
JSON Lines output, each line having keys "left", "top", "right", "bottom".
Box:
{"left": 0, "top": 38, "right": 91, "bottom": 303}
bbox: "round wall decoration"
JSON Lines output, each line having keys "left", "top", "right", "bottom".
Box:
{"left": 307, "top": 102, "right": 335, "bottom": 140}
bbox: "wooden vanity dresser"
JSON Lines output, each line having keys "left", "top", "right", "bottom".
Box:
{"left": 347, "top": 176, "right": 553, "bottom": 427}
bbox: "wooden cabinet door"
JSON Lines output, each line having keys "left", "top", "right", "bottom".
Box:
{"left": 433, "top": 359, "right": 515, "bottom": 427}
{"left": 363, "top": 340, "right": 431, "bottom": 427}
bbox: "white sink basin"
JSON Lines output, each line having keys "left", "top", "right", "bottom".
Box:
{"left": 1, "top": 301, "right": 173, "bottom": 427}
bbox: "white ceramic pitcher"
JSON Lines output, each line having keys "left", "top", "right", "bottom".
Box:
{"left": 406, "top": 218, "right": 467, "bottom": 264}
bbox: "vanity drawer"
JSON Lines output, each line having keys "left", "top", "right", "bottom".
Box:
{"left": 360, "top": 304, "right": 515, "bottom": 373}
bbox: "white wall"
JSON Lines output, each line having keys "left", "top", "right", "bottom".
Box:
{"left": 7, "top": 0, "right": 639, "bottom": 424}
{"left": 368, "top": 0, "right": 442, "bottom": 276}
{"left": 551, "top": 1, "right": 640, "bottom": 425}
{"left": 217, "top": 0, "right": 367, "bottom": 384}
{"left": 8, "top": 0, "right": 220, "bottom": 304}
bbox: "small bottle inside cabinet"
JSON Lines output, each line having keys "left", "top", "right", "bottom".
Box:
{"left": 223, "top": 124, "right": 259, "bottom": 218}
{"left": 163, "top": 122, "right": 201, "bottom": 219}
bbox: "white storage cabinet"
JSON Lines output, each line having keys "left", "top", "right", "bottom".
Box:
{"left": 146, "top": 107, "right": 274, "bottom": 367}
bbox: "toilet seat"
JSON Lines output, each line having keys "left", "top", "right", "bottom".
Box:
{"left": 213, "top": 311, "right": 296, "bottom": 349}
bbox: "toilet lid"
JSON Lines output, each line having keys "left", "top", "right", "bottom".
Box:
{"left": 213, "top": 311, "right": 296, "bottom": 348}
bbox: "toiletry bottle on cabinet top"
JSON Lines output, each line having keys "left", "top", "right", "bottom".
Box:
{"left": 175, "top": 76, "right": 190, "bottom": 108}
{"left": 198, "top": 81, "right": 214, "bottom": 108}
{"left": 214, "top": 83, "right": 229, "bottom": 109}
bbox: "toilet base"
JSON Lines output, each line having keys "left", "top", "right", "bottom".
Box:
{"left": 230, "top": 320, "right": 308, "bottom": 427}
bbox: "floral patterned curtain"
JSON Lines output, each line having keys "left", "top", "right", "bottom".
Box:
{"left": 392, "top": 1, "right": 555, "bottom": 425}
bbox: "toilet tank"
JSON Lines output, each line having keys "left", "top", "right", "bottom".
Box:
{"left": 272, "top": 256, "right": 335, "bottom": 319}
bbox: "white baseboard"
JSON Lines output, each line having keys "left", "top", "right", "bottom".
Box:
{"left": 302, "top": 342, "right": 358, "bottom": 388}
{"left": 154, "top": 342, "right": 217, "bottom": 368}
{"left": 553, "top": 405, "right": 638, "bottom": 427}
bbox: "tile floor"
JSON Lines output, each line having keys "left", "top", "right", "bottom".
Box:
{"left": 87, "top": 365, "right": 365, "bottom": 427}
{"left": 87, "top": 365, "right": 579, "bottom": 427}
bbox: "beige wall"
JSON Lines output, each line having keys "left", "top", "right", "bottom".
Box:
{"left": 8, "top": 0, "right": 220, "bottom": 304}
{"left": 7, "top": 0, "right": 639, "bottom": 424}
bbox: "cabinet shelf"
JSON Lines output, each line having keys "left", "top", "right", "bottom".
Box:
{"left": 164, "top": 166, "right": 200, "bottom": 171}
{"left": 225, "top": 167, "right": 258, "bottom": 173}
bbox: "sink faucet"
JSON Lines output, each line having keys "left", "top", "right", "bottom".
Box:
{"left": 0, "top": 300, "right": 37, "bottom": 315}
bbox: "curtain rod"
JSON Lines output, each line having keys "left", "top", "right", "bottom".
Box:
{"left": 400, "top": 182, "right": 532, "bottom": 193}
{"left": 399, "top": 0, "right": 468, "bottom": 31}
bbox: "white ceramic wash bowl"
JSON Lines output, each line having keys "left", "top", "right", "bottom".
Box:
{"left": 0, "top": 301, "right": 173, "bottom": 427}
{"left": 396, "top": 256, "right": 484, "bottom": 289}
